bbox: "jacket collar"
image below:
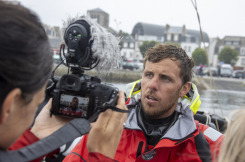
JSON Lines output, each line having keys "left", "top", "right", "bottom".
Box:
{"left": 125, "top": 102, "right": 197, "bottom": 142}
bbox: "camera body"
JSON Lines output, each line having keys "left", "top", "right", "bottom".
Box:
{"left": 50, "top": 74, "right": 118, "bottom": 119}
{"left": 49, "top": 18, "right": 120, "bottom": 120}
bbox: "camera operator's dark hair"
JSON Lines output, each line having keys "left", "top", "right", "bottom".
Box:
{"left": 0, "top": 2, "right": 53, "bottom": 108}
{"left": 143, "top": 44, "right": 194, "bottom": 84}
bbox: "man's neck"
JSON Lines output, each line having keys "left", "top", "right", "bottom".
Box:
{"left": 142, "top": 110, "right": 176, "bottom": 126}
{"left": 136, "top": 106, "right": 179, "bottom": 146}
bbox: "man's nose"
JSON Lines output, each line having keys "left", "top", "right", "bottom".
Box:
{"left": 148, "top": 76, "right": 159, "bottom": 91}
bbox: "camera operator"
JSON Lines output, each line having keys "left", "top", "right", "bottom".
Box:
{"left": 0, "top": 1, "right": 127, "bottom": 161}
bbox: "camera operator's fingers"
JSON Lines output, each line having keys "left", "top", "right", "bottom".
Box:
{"left": 87, "top": 91, "right": 128, "bottom": 159}
{"left": 87, "top": 109, "right": 114, "bottom": 155}
{"left": 113, "top": 90, "right": 128, "bottom": 123}
{"left": 116, "top": 91, "right": 127, "bottom": 110}
{"left": 106, "top": 91, "right": 127, "bottom": 140}
{"left": 93, "top": 108, "right": 113, "bottom": 130}
{"left": 31, "top": 98, "right": 71, "bottom": 139}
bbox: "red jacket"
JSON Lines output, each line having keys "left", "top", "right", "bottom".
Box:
{"left": 64, "top": 104, "right": 224, "bottom": 162}
{"left": 8, "top": 128, "right": 45, "bottom": 162}
{"left": 8, "top": 129, "right": 104, "bottom": 162}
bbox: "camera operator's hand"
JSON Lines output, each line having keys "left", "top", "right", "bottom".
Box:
{"left": 87, "top": 91, "right": 127, "bottom": 159}
{"left": 31, "top": 99, "right": 71, "bottom": 139}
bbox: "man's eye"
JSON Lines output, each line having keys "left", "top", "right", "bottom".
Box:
{"left": 145, "top": 73, "right": 153, "bottom": 78}
{"left": 161, "top": 76, "right": 170, "bottom": 81}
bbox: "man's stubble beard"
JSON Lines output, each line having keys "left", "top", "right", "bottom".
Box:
{"left": 141, "top": 88, "right": 181, "bottom": 119}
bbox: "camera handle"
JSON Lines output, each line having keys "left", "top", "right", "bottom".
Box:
{"left": 0, "top": 118, "right": 90, "bottom": 162}
{"left": 88, "top": 105, "right": 129, "bottom": 123}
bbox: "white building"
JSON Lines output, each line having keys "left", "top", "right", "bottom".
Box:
{"left": 131, "top": 23, "right": 209, "bottom": 58}
{"left": 209, "top": 36, "right": 245, "bottom": 69}
{"left": 43, "top": 25, "right": 63, "bottom": 55}
{"left": 120, "top": 35, "right": 136, "bottom": 61}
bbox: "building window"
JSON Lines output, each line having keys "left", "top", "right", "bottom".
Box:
{"left": 130, "top": 43, "right": 134, "bottom": 48}
{"left": 241, "top": 58, "right": 245, "bottom": 65}
{"left": 225, "top": 41, "right": 232, "bottom": 45}
{"left": 174, "top": 34, "right": 178, "bottom": 41}
{"left": 233, "top": 41, "right": 240, "bottom": 46}
{"left": 191, "top": 37, "right": 196, "bottom": 43}
{"left": 240, "top": 48, "right": 245, "bottom": 56}
{"left": 188, "top": 46, "right": 191, "bottom": 52}
{"left": 128, "top": 42, "right": 130, "bottom": 48}
{"left": 167, "top": 34, "right": 171, "bottom": 41}
{"left": 130, "top": 52, "right": 133, "bottom": 58}
{"left": 123, "top": 52, "right": 127, "bottom": 57}
{"left": 123, "top": 42, "right": 128, "bottom": 48}
{"left": 180, "top": 36, "right": 185, "bottom": 42}
{"left": 186, "top": 37, "right": 191, "bottom": 43}
{"left": 171, "top": 34, "right": 174, "bottom": 41}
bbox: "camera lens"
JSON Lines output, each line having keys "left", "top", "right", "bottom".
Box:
{"left": 66, "top": 78, "right": 75, "bottom": 86}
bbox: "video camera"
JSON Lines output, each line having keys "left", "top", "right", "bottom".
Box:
{"left": 47, "top": 18, "right": 120, "bottom": 121}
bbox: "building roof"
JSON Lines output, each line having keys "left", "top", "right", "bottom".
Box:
{"left": 131, "top": 22, "right": 209, "bottom": 43}
{"left": 167, "top": 26, "right": 183, "bottom": 34}
{"left": 121, "top": 35, "right": 135, "bottom": 43}
{"left": 221, "top": 36, "right": 245, "bottom": 47}
{"left": 132, "top": 22, "right": 165, "bottom": 37}
{"left": 223, "top": 36, "right": 245, "bottom": 41}
{"left": 185, "top": 29, "right": 209, "bottom": 43}
{"left": 87, "top": 8, "right": 108, "bottom": 14}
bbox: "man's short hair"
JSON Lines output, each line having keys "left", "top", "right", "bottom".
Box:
{"left": 72, "top": 97, "right": 79, "bottom": 101}
{"left": 143, "top": 44, "right": 194, "bottom": 84}
{"left": 0, "top": 1, "right": 53, "bottom": 107}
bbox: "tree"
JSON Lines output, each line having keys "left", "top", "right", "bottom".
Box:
{"left": 218, "top": 46, "right": 239, "bottom": 66}
{"left": 192, "top": 48, "right": 207, "bottom": 66}
{"left": 118, "top": 30, "right": 129, "bottom": 37}
{"left": 139, "top": 40, "right": 159, "bottom": 57}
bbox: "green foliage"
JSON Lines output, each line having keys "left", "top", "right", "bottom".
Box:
{"left": 118, "top": 30, "right": 129, "bottom": 37}
{"left": 139, "top": 40, "right": 159, "bottom": 57}
{"left": 218, "top": 46, "right": 239, "bottom": 66}
{"left": 192, "top": 48, "right": 207, "bottom": 66}
{"left": 119, "top": 41, "right": 123, "bottom": 51}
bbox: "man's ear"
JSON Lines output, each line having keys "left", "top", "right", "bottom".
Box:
{"left": 179, "top": 82, "right": 191, "bottom": 98}
{"left": 0, "top": 88, "right": 22, "bottom": 124}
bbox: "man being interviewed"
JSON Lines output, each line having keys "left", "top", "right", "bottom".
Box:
{"left": 64, "top": 44, "right": 224, "bottom": 162}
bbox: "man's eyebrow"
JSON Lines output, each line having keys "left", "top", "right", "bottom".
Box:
{"left": 159, "top": 73, "right": 169, "bottom": 78}
{"left": 159, "top": 72, "right": 173, "bottom": 79}
{"left": 144, "top": 69, "right": 153, "bottom": 73}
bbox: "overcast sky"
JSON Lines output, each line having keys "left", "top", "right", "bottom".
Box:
{"left": 16, "top": 0, "right": 245, "bottom": 38}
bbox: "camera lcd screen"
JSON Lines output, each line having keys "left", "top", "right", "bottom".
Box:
{"left": 58, "top": 94, "right": 89, "bottom": 118}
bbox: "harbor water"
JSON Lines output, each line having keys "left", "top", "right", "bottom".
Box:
{"left": 111, "top": 82, "right": 245, "bottom": 118}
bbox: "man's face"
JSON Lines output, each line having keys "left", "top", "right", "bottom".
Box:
{"left": 71, "top": 98, "right": 78, "bottom": 109}
{"left": 141, "top": 58, "right": 186, "bottom": 119}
